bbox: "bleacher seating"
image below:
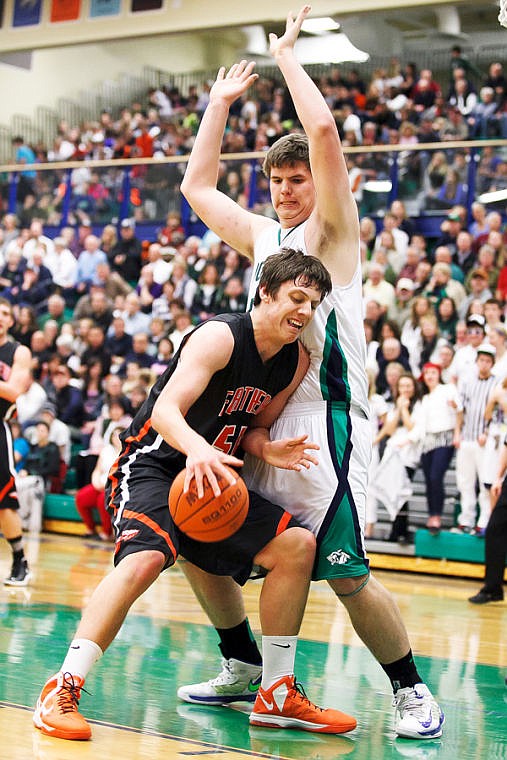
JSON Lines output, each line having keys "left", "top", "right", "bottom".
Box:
{"left": 373, "top": 456, "right": 459, "bottom": 539}
{"left": 41, "top": 453, "right": 501, "bottom": 571}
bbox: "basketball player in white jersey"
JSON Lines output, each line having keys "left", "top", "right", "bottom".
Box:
{"left": 178, "top": 6, "right": 444, "bottom": 740}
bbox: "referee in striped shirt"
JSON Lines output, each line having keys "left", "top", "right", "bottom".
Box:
{"left": 454, "top": 343, "right": 498, "bottom": 534}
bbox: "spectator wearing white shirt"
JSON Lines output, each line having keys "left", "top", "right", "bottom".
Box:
{"left": 341, "top": 103, "right": 363, "bottom": 144}
{"left": 373, "top": 212, "right": 409, "bottom": 262}
{"left": 148, "top": 87, "right": 173, "bottom": 120}
{"left": 364, "top": 368, "right": 388, "bottom": 538}
{"left": 363, "top": 262, "right": 396, "bottom": 315}
{"left": 16, "top": 373, "right": 48, "bottom": 428}
{"left": 418, "top": 362, "right": 462, "bottom": 534}
{"left": 22, "top": 220, "right": 55, "bottom": 265}
{"left": 168, "top": 309, "right": 194, "bottom": 353}
{"left": 374, "top": 372, "right": 423, "bottom": 543}
{"left": 450, "top": 313, "right": 487, "bottom": 386}
{"left": 146, "top": 242, "right": 173, "bottom": 285}
{"left": 448, "top": 78, "right": 478, "bottom": 117}
{"left": 44, "top": 237, "right": 78, "bottom": 296}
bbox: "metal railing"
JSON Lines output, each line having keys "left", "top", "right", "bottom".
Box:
{"left": 1, "top": 139, "right": 506, "bottom": 239}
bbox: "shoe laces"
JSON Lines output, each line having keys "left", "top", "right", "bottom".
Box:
{"left": 394, "top": 687, "right": 429, "bottom": 719}
{"left": 209, "top": 658, "right": 235, "bottom": 686}
{"left": 57, "top": 673, "right": 90, "bottom": 714}
{"left": 292, "top": 678, "right": 324, "bottom": 713}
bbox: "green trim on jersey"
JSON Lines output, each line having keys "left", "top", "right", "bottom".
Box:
{"left": 314, "top": 311, "right": 369, "bottom": 581}
{"left": 320, "top": 309, "right": 352, "bottom": 408}
{"left": 314, "top": 491, "right": 369, "bottom": 580}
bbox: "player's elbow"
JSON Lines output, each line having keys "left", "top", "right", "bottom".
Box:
{"left": 4, "top": 384, "right": 22, "bottom": 403}
{"left": 180, "top": 174, "right": 192, "bottom": 200}
{"left": 151, "top": 402, "right": 164, "bottom": 435}
{"left": 312, "top": 114, "right": 338, "bottom": 139}
{"left": 180, "top": 168, "right": 205, "bottom": 200}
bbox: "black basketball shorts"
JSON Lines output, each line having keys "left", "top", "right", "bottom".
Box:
{"left": 0, "top": 421, "right": 18, "bottom": 511}
{"left": 107, "top": 464, "right": 302, "bottom": 585}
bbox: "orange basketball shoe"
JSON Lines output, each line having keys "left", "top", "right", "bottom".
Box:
{"left": 249, "top": 675, "right": 357, "bottom": 734}
{"left": 33, "top": 672, "right": 91, "bottom": 740}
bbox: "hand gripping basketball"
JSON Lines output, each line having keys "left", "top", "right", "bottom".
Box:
{"left": 169, "top": 466, "right": 249, "bottom": 542}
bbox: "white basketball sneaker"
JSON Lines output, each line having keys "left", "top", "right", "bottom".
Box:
{"left": 177, "top": 657, "right": 262, "bottom": 704}
{"left": 394, "top": 683, "right": 444, "bottom": 739}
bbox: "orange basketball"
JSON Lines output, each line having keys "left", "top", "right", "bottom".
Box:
{"left": 169, "top": 466, "right": 249, "bottom": 542}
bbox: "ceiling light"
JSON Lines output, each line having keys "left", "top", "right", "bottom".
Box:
{"left": 295, "top": 32, "right": 369, "bottom": 64}
{"left": 301, "top": 17, "right": 340, "bottom": 34}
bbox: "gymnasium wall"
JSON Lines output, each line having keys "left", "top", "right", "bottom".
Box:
{"left": 0, "top": 32, "right": 238, "bottom": 124}
{"left": 0, "top": 0, "right": 467, "bottom": 53}
{"left": 0, "top": 0, "right": 498, "bottom": 129}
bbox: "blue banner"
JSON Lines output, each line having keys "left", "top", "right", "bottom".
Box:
{"left": 90, "top": 0, "right": 121, "bottom": 17}
{"left": 12, "top": 0, "right": 42, "bottom": 27}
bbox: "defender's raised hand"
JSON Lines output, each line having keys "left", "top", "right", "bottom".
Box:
{"left": 269, "top": 5, "right": 311, "bottom": 58}
{"left": 210, "top": 60, "right": 258, "bottom": 107}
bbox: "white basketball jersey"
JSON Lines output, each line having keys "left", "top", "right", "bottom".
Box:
{"left": 248, "top": 222, "right": 369, "bottom": 417}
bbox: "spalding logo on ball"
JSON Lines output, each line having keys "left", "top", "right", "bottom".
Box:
{"left": 169, "top": 465, "right": 249, "bottom": 542}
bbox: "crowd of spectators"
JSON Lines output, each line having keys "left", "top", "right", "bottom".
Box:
{"left": 3, "top": 49, "right": 507, "bottom": 228}
{"left": 1, "top": 46, "right": 507, "bottom": 541}
{"left": 0, "top": 208, "right": 258, "bottom": 537}
{"left": 363, "top": 197, "right": 507, "bottom": 541}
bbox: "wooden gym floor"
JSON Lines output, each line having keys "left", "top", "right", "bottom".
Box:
{"left": 0, "top": 532, "right": 506, "bottom": 760}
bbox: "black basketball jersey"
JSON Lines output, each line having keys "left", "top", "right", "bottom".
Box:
{"left": 0, "top": 340, "right": 19, "bottom": 420}
{"left": 118, "top": 313, "right": 299, "bottom": 477}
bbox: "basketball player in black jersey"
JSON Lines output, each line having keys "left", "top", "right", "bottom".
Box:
{"left": 34, "top": 250, "right": 358, "bottom": 741}
{"left": 0, "top": 298, "right": 32, "bottom": 585}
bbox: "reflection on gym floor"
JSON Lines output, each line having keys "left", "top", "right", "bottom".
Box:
{"left": 0, "top": 533, "right": 505, "bottom": 760}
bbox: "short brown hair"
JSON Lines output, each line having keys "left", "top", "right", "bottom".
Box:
{"left": 262, "top": 133, "right": 310, "bottom": 178}
{"left": 254, "top": 248, "right": 331, "bottom": 306}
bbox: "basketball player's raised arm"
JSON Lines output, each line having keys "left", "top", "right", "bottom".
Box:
{"left": 270, "top": 6, "right": 359, "bottom": 284}
{"left": 180, "top": 62, "right": 272, "bottom": 261}
{"left": 242, "top": 342, "right": 319, "bottom": 471}
{"left": 151, "top": 322, "right": 242, "bottom": 497}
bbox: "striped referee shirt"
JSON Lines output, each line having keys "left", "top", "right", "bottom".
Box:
{"left": 459, "top": 373, "right": 498, "bottom": 441}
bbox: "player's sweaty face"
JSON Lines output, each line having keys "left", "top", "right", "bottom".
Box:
{"left": 267, "top": 280, "right": 321, "bottom": 341}
{"left": 269, "top": 163, "right": 316, "bottom": 226}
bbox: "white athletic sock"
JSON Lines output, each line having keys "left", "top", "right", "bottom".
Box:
{"left": 261, "top": 635, "right": 297, "bottom": 690}
{"left": 60, "top": 638, "right": 103, "bottom": 681}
